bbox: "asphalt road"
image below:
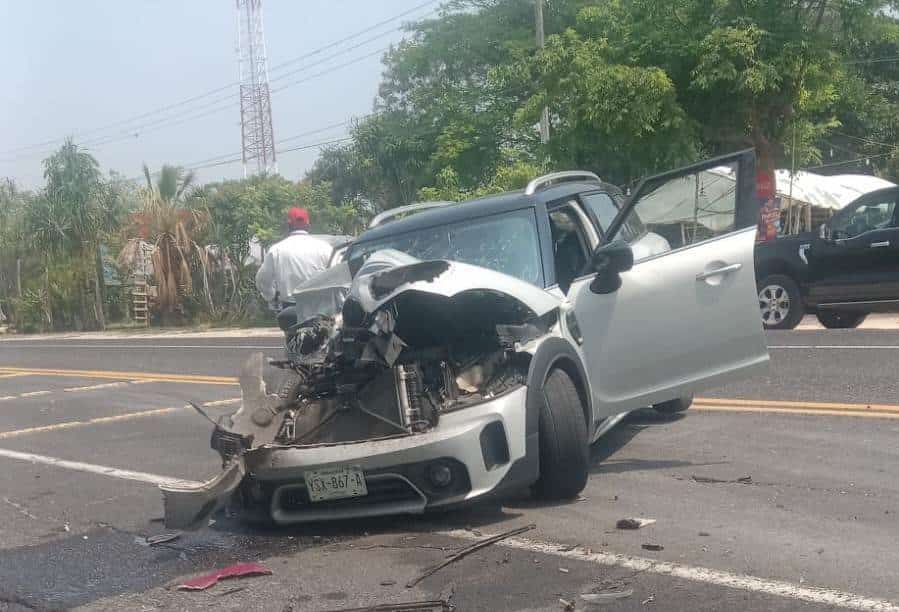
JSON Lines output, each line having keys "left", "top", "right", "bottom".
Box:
{"left": 0, "top": 328, "right": 897, "bottom": 611}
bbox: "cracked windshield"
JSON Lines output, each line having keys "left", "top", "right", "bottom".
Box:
{"left": 1, "top": 2, "right": 898, "bottom": 611}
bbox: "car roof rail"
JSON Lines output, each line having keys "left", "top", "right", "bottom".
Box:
{"left": 524, "top": 171, "right": 602, "bottom": 195}
{"left": 368, "top": 201, "right": 455, "bottom": 229}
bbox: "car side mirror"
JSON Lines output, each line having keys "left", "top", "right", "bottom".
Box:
{"left": 589, "top": 240, "right": 634, "bottom": 295}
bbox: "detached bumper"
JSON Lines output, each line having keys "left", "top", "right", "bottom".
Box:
{"left": 162, "top": 386, "right": 534, "bottom": 528}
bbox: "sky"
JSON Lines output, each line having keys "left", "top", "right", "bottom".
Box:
{"left": 0, "top": 0, "right": 436, "bottom": 190}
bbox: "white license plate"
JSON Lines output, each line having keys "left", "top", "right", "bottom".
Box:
{"left": 305, "top": 466, "right": 368, "bottom": 502}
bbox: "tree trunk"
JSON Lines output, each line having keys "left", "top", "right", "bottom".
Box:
{"left": 93, "top": 246, "right": 106, "bottom": 331}
{"left": 43, "top": 263, "right": 53, "bottom": 330}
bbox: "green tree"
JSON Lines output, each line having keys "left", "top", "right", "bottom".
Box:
{"left": 571, "top": 0, "right": 899, "bottom": 175}
{"left": 25, "top": 140, "right": 122, "bottom": 330}
{"left": 0, "top": 180, "right": 29, "bottom": 325}
{"left": 130, "top": 164, "right": 207, "bottom": 322}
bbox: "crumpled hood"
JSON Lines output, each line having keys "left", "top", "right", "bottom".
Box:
{"left": 349, "top": 249, "right": 560, "bottom": 319}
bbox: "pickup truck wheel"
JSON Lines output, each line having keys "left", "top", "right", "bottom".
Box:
{"left": 654, "top": 394, "right": 693, "bottom": 414}
{"left": 533, "top": 368, "right": 589, "bottom": 500}
{"left": 816, "top": 311, "right": 867, "bottom": 329}
{"left": 758, "top": 275, "right": 804, "bottom": 330}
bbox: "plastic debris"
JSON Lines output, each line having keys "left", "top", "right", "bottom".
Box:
{"left": 559, "top": 567, "right": 570, "bottom": 574}
{"left": 642, "top": 594, "right": 656, "bottom": 605}
{"left": 146, "top": 532, "right": 181, "bottom": 546}
{"left": 559, "top": 598, "right": 575, "bottom": 610}
{"left": 691, "top": 474, "right": 752, "bottom": 484}
{"left": 616, "top": 518, "right": 656, "bottom": 530}
{"left": 178, "top": 562, "right": 273, "bottom": 591}
{"left": 406, "top": 524, "right": 535, "bottom": 588}
{"left": 581, "top": 589, "right": 633, "bottom": 603}
{"left": 319, "top": 599, "right": 453, "bottom": 611}
{"left": 641, "top": 544, "right": 664, "bottom": 552}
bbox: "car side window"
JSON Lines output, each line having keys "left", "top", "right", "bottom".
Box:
{"left": 548, "top": 205, "right": 590, "bottom": 292}
{"left": 581, "top": 191, "right": 646, "bottom": 244}
{"left": 613, "top": 162, "right": 738, "bottom": 262}
{"left": 581, "top": 192, "right": 619, "bottom": 234}
{"left": 830, "top": 198, "right": 897, "bottom": 239}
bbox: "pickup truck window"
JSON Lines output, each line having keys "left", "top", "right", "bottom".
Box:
{"left": 830, "top": 199, "right": 896, "bottom": 239}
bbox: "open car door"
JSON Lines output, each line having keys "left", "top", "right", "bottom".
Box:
{"left": 567, "top": 150, "right": 769, "bottom": 421}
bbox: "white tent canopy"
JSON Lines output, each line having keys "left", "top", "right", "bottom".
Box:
{"left": 775, "top": 171, "right": 895, "bottom": 211}
{"left": 640, "top": 167, "right": 896, "bottom": 235}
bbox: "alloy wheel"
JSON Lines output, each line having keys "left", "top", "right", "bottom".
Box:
{"left": 759, "top": 284, "right": 791, "bottom": 327}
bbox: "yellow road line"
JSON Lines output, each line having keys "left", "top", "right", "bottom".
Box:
{"left": 0, "top": 398, "right": 241, "bottom": 439}
{"left": 694, "top": 404, "right": 899, "bottom": 420}
{"left": 0, "top": 366, "right": 238, "bottom": 385}
{"left": 695, "top": 397, "right": 899, "bottom": 414}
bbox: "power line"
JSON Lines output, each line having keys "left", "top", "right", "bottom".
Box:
{"left": 0, "top": 1, "right": 438, "bottom": 157}
{"left": 271, "top": 46, "right": 389, "bottom": 94}
{"left": 830, "top": 130, "right": 899, "bottom": 151}
{"left": 844, "top": 56, "right": 899, "bottom": 65}
{"left": 268, "top": 0, "right": 436, "bottom": 74}
{"left": 136, "top": 133, "right": 354, "bottom": 181}
{"left": 804, "top": 150, "right": 895, "bottom": 170}
{"left": 0, "top": 43, "right": 387, "bottom": 165}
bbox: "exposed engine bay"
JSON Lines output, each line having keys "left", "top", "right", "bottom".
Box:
{"left": 210, "top": 251, "right": 558, "bottom": 462}
{"left": 164, "top": 251, "right": 563, "bottom": 529}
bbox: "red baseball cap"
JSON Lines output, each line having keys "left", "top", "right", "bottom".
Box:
{"left": 287, "top": 207, "right": 309, "bottom": 228}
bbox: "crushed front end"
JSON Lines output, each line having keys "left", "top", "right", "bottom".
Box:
{"left": 162, "top": 252, "right": 560, "bottom": 529}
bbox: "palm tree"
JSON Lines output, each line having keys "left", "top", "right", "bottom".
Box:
{"left": 27, "top": 140, "right": 120, "bottom": 330}
{"left": 130, "top": 164, "right": 207, "bottom": 321}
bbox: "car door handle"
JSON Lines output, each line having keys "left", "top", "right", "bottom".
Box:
{"left": 870, "top": 241, "right": 890, "bottom": 248}
{"left": 696, "top": 263, "right": 742, "bottom": 281}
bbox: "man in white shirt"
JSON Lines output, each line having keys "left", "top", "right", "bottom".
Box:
{"left": 255, "top": 207, "right": 334, "bottom": 310}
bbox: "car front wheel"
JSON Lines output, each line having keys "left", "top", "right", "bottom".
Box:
{"left": 816, "top": 311, "right": 867, "bottom": 329}
{"left": 533, "top": 368, "right": 589, "bottom": 500}
{"left": 758, "top": 274, "right": 804, "bottom": 330}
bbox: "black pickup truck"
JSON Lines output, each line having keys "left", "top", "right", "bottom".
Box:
{"left": 755, "top": 186, "right": 899, "bottom": 329}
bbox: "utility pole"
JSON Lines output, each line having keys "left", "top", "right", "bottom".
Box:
{"left": 236, "top": 0, "right": 277, "bottom": 177}
{"left": 535, "top": 0, "right": 550, "bottom": 144}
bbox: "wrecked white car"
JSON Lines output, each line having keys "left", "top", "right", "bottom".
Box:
{"left": 163, "top": 152, "right": 769, "bottom": 528}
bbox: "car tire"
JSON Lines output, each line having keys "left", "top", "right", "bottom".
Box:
{"left": 533, "top": 368, "right": 589, "bottom": 500}
{"left": 654, "top": 394, "right": 693, "bottom": 414}
{"left": 758, "top": 274, "right": 804, "bottom": 330}
{"left": 816, "top": 311, "right": 867, "bottom": 329}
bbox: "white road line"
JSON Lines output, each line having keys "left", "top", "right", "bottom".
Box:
{"left": 441, "top": 530, "right": 899, "bottom": 611}
{"left": 0, "top": 396, "right": 16, "bottom": 401}
{"left": 18, "top": 390, "right": 51, "bottom": 398}
{"left": 0, "top": 446, "right": 892, "bottom": 611}
{"left": 4, "top": 344, "right": 281, "bottom": 350}
{"left": 0, "top": 373, "right": 28, "bottom": 379}
{"left": 770, "top": 345, "right": 899, "bottom": 350}
{"left": 64, "top": 382, "right": 128, "bottom": 393}
{"left": 0, "top": 448, "right": 201, "bottom": 488}
{"left": 201, "top": 398, "right": 243, "bottom": 407}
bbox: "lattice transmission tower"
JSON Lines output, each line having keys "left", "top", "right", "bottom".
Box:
{"left": 236, "top": 0, "right": 277, "bottom": 176}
